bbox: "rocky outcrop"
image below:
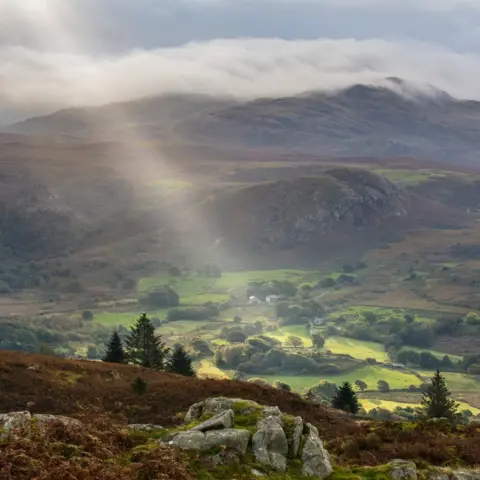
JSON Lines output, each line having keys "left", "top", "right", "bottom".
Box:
{"left": 207, "top": 169, "right": 410, "bottom": 249}
{"left": 185, "top": 397, "right": 260, "bottom": 423}
{"left": 301, "top": 423, "right": 333, "bottom": 478}
{"left": 252, "top": 414, "right": 288, "bottom": 472}
{"left": 389, "top": 460, "right": 418, "bottom": 480}
{"left": 170, "top": 429, "right": 250, "bottom": 454}
{"left": 191, "top": 409, "right": 234, "bottom": 432}
{"left": 127, "top": 424, "right": 165, "bottom": 432}
{"left": 0, "top": 412, "right": 83, "bottom": 440}
{"left": 166, "top": 397, "right": 333, "bottom": 478}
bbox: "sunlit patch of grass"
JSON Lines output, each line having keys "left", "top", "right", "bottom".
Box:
{"left": 259, "top": 365, "right": 422, "bottom": 394}
{"left": 360, "top": 398, "right": 419, "bottom": 412}
{"left": 194, "top": 358, "right": 233, "bottom": 379}
{"left": 418, "top": 371, "right": 480, "bottom": 392}
{"left": 325, "top": 336, "right": 389, "bottom": 362}
{"left": 263, "top": 325, "right": 312, "bottom": 347}
{"left": 373, "top": 169, "right": 449, "bottom": 186}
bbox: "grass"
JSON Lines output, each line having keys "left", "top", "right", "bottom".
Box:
{"left": 180, "top": 293, "right": 231, "bottom": 305}
{"left": 94, "top": 310, "right": 167, "bottom": 327}
{"left": 264, "top": 325, "right": 313, "bottom": 347}
{"left": 138, "top": 270, "right": 310, "bottom": 304}
{"left": 214, "top": 269, "right": 307, "bottom": 290}
{"left": 194, "top": 359, "right": 234, "bottom": 379}
{"left": 325, "top": 337, "right": 389, "bottom": 362}
{"left": 417, "top": 371, "right": 480, "bottom": 392}
{"left": 157, "top": 320, "right": 226, "bottom": 335}
{"left": 397, "top": 346, "right": 463, "bottom": 363}
{"left": 373, "top": 169, "right": 449, "bottom": 186}
{"left": 359, "top": 398, "right": 418, "bottom": 412}
{"left": 359, "top": 397, "right": 480, "bottom": 415}
{"left": 258, "top": 365, "right": 422, "bottom": 394}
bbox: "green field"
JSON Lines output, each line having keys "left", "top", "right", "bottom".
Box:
{"left": 325, "top": 336, "right": 389, "bottom": 362}
{"left": 138, "top": 270, "right": 310, "bottom": 303}
{"left": 94, "top": 310, "right": 167, "bottom": 327}
{"left": 397, "top": 346, "right": 463, "bottom": 363}
{"left": 360, "top": 398, "right": 418, "bottom": 412}
{"left": 258, "top": 365, "right": 422, "bottom": 393}
{"left": 418, "top": 371, "right": 480, "bottom": 392}
{"left": 373, "top": 169, "right": 449, "bottom": 186}
{"left": 264, "top": 325, "right": 313, "bottom": 347}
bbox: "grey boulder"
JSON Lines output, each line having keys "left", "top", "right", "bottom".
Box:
{"left": 301, "top": 423, "right": 333, "bottom": 479}
{"left": 252, "top": 415, "right": 288, "bottom": 472}
{"left": 0, "top": 411, "right": 31, "bottom": 439}
{"left": 169, "top": 429, "right": 249, "bottom": 454}
{"left": 191, "top": 409, "right": 234, "bottom": 432}
{"left": 389, "top": 460, "right": 418, "bottom": 480}
{"left": 127, "top": 424, "right": 164, "bottom": 432}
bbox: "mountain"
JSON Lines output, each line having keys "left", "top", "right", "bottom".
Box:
{"left": 5, "top": 84, "right": 480, "bottom": 166}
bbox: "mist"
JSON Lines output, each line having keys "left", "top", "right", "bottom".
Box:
{"left": 2, "top": 38, "right": 480, "bottom": 123}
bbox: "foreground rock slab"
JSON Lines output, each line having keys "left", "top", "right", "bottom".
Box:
{"left": 301, "top": 423, "right": 333, "bottom": 479}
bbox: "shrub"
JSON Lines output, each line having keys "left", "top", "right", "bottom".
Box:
{"left": 321, "top": 277, "right": 336, "bottom": 288}
{"left": 140, "top": 286, "right": 179, "bottom": 308}
{"left": 273, "top": 381, "right": 292, "bottom": 391}
{"left": 227, "top": 331, "right": 247, "bottom": 344}
{"left": 132, "top": 377, "right": 148, "bottom": 395}
{"left": 168, "top": 266, "right": 181, "bottom": 277}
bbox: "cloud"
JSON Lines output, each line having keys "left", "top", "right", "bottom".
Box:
{"left": 1, "top": 37, "right": 480, "bottom": 122}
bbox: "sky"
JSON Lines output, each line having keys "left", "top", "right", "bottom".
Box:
{"left": 1, "top": 0, "right": 480, "bottom": 121}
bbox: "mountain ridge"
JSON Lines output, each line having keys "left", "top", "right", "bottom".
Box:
{"left": 5, "top": 83, "right": 480, "bottom": 166}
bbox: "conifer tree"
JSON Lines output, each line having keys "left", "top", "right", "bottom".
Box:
{"left": 102, "top": 331, "right": 125, "bottom": 364}
{"left": 331, "top": 381, "right": 360, "bottom": 414}
{"left": 125, "top": 313, "right": 169, "bottom": 369}
{"left": 421, "top": 369, "right": 458, "bottom": 420}
{"left": 167, "top": 344, "right": 196, "bottom": 377}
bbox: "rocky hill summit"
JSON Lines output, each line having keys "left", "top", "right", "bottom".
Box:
{"left": 207, "top": 168, "right": 409, "bottom": 249}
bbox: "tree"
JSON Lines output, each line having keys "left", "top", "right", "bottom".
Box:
{"left": 167, "top": 345, "right": 196, "bottom": 377}
{"left": 87, "top": 345, "right": 98, "bottom": 359}
{"left": 168, "top": 266, "right": 181, "bottom": 277}
{"left": 289, "top": 336, "right": 304, "bottom": 348}
{"left": 132, "top": 377, "right": 148, "bottom": 395}
{"left": 227, "top": 330, "right": 247, "bottom": 343}
{"left": 82, "top": 310, "right": 94, "bottom": 321}
{"left": 125, "top": 313, "right": 169, "bottom": 369}
{"left": 377, "top": 380, "right": 390, "bottom": 393}
{"left": 312, "top": 334, "right": 325, "bottom": 348}
{"left": 332, "top": 382, "right": 360, "bottom": 414}
{"left": 102, "top": 331, "right": 126, "bottom": 364}
{"left": 355, "top": 379, "right": 368, "bottom": 392}
{"left": 421, "top": 370, "right": 458, "bottom": 420}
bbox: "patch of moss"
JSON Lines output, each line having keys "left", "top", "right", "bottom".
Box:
{"left": 331, "top": 465, "right": 392, "bottom": 480}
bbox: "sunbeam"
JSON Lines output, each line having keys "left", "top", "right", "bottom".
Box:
{"left": 1, "top": 0, "right": 225, "bottom": 268}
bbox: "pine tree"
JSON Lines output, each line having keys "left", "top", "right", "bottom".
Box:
{"left": 331, "top": 381, "right": 360, "bottom": 414}
{"left": 421, "top": 369, "right": 458, "bottom": 420}
{"left": 125, "top": 313, "right": 169, "bottom": 369}
{"left": 167, "top": 345, "right": 196, "bottom": 377}
{"left": 102, "top": 331, "right": 125, "bottom": 364}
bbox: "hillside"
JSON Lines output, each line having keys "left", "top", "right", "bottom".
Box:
{"left": 2, "top": 350, "right": 480, "bottom": 479}
{"left": 205, "top": 169, "right": 410, "bottom": 251}
{"left": 6, "top": 83, "right": 480, "bottom": 166}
